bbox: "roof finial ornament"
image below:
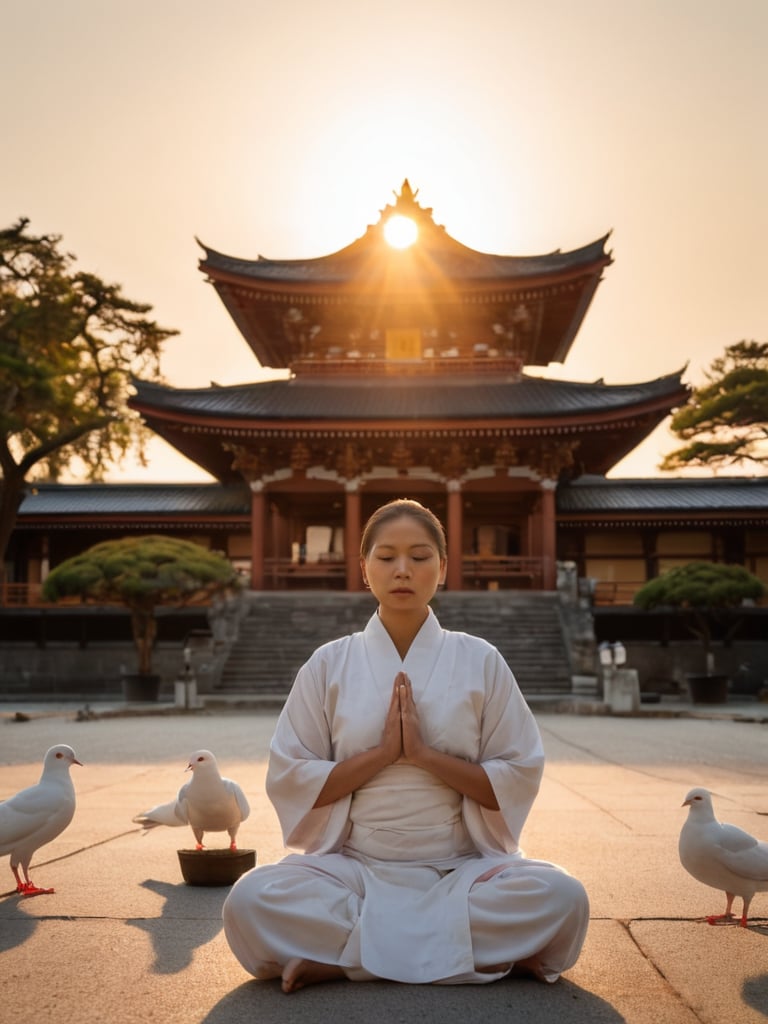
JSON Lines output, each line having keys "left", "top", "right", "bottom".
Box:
{"left": 396, "top": 179, "right": 418, "bottom": 204}
{"left": 389, "top": 179, "right": 432, "bottom": 224}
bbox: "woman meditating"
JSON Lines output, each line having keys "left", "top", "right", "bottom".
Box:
{"left": 223, "top": 498, "right": 588, "bottom": 992}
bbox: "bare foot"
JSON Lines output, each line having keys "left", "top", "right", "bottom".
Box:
{"left": 252, "top": 960, "right": 282, "bottom": 981}
{"left": 508, "top": 956, "right": 546, "bottom": 981}
{"left": 281, "top": 957, "right": 346, "bottom": 993}
{"left": 477, "top": 962, "right": 511, "bottom": 974}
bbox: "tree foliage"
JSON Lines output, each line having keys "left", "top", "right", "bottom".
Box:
{"left": 633, "top": 561, "right": 765, "bottom": 674}
{"left": 633, "top": 561, "right": 764, "bottom": 611}
{"left": 0, "top": 217, "right": 178, "bottom": 566}
{"left": 660, "top": 340, "right": 768, "bottom": 472}
{"left": 42, "top": 535, "right": 240, "bottom": 676}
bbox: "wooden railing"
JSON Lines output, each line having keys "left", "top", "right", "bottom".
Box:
{"left": 461, "top": 556, "right": 543, "bottom": 589}
{"left": 0, "top": 582, "right": 48, "bottom": 606}
{"left": 4, "top": 560, "right": 544, "bottom": 601}
{"left": 5, "top": 559, "right": 612, "bottom": 601}
{"left": 592, "top": 581, "right": 644, "bottom": 606}
{"left": 295, "top": 355, "right": 524, "bottom": 377}
{"left": 263, "top": 557, "right": 347, "bottom": 589}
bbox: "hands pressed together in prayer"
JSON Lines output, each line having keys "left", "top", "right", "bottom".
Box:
{"left": 313, "top": 671, "right": 500, "bottom": 811}
{"left": 381, "top": 672, "right": 427, "bottom": 765}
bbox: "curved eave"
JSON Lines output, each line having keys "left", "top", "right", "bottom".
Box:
{"left": 198, "top": 233, "right": 613, "bottom": 290}
{"left": 558, "top": 475, "right": 768, "bottom": 520}
{"left": 206, "top": 251, "right": 612, "bottom": 369}
{"left": 198, "top": 223, "right": 613, "bottom": 371}
{"left": 130, "top": 371, "right": 688, "bottom": 481}
{"left": 131, "top": 370, "right": 687, "bottom": 422}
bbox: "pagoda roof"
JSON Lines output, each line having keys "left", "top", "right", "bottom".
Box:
{"left": 558, "top": 474, "right": 768, "bottom": 515}
{"left": 199, "top": 226, "right": 610, "bottom": 286}
{"left": 132, "top": 370, "right": 684, "bottom": 422}
{"left": 16, "top": 476, "right": 768, "bottom": 525}
{"left": 17, "top": 482, "right": 249, "bottom": 518}
{"left": 198, "top": 181, "right": 612, "bottom": 370}
{"left": 130, "top": 369, "right": 689, "bottom": 481}
{"left": 557, "top": 474, "right": 768, "bottom": 526}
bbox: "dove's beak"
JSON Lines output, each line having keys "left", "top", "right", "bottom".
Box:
{"left": 682, "top": 798, "right": 691, "bottom": 807}
{"left": 74, "top": 758, "right": 83, "bottom": 766}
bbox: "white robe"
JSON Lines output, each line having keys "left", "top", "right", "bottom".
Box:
{"left": 224, "top": 610, "right": 587, "bottom": 984}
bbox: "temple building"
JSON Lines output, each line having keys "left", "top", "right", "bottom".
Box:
{"left": 128, "top": 182, "right": 693, "bottom": 593}
{"left": 7, "top": 182, "right": 768, "bottom": 601}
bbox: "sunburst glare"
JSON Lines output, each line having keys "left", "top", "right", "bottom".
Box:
{"left": 384, "top": 214, "right": 418, "bottom": 249}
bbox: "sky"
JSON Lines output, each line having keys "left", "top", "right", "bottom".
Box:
{"left": 3, "top": 0, "right": 766, "bottom": 483}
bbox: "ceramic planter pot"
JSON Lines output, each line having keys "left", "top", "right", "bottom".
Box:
{"left": 686, "top": 673, "right": 729, "bottom": 705}
{"left": 177, "top": 848, "right": 256, "bottom": 886}
{"left": 122, "top": 673, "right": 161, "bottom": 702}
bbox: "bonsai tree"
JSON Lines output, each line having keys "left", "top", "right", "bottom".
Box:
{"left": 633, "top": 561, "right": 765, "bottom": 676}
{"left": 42, "top": 535, "right": 241, "bottom": 678}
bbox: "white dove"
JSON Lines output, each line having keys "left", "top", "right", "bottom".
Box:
{"left": 133, "top": 749, "right": 250, "bottom": 850}
{"left": 679, "top": 786, "right": 768, "bottom": 927}
{"left": 0, "top": 744, "right": 83, "bottom": 896}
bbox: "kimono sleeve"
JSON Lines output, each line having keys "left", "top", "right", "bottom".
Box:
{"left": 463, "top": 646, "right": 545, "bottom": 855}
{"left": 265, "top": 651, "right": 352, "bottom": 853}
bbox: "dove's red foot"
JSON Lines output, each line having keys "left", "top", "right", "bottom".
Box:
{"left": 229, "top": 842, "right": 237, "bottom": 851}
{"left": 195, "top": 843, "right": 204, "bottom": 851}
{"left": 705, "top": 913, "right": 734, "bottom": 925}
{"left": 739, "top": 915, "right": 749, "bottom": 928}
{"left": 20, "top": 883, "right": 55, "bottom": 897}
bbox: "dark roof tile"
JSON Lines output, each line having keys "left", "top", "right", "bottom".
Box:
{"left": 131, "top": 371, "right": 687, "bottom": 422}
{"left": 558, "top": 475, "right": 768, "bottom": 513}
{"left": 19, "top": 484, "right": 250, "bottom": 517}
{"left": 198, "top": 235, "right": 612, "bottom": 286}
{"left": 18, "top": 477, "right": 768, "bottom": 521}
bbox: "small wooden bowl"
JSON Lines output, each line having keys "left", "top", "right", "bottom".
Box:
{"left": 177, "top": 848, "right": 256, "bottom": 886}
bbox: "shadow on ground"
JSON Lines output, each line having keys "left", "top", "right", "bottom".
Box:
{"left": 0, "top": 897, "right": 38, "bottom": 953}
{"left": 742, "top": 972, "right": 768, "bottom": 1017}
{"left": 201, "top": 976, "right": 626, "bottom": 1024}
{"left": 126, "top": 878, "right": 227, "bottom": 973}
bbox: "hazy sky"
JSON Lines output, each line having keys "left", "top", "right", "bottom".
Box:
{"left": 3, "top": 0, "right": 766, "bottom": 482}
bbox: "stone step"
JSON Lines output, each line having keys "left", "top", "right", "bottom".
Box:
{"left": 216, "top": 592, "right": 573, "bottom": 696}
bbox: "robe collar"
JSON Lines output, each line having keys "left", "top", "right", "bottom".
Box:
{"left": 363, "top": 607, "right": 444, "bottom": 698}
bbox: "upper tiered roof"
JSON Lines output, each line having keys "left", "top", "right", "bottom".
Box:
{"left": 198, "top": 181, "right": 612, "bottom": 373}
{"left": 128, "top": 181, "right": 685, "bottom": 483}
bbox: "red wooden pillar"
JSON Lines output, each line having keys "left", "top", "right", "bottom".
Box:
{"left": 446, "top": 481, "right": 463, "bottom": 591}
{"left": 345, "top": 484, "right": 362, "bottom": 591}
{"left": 539, "top": 480, "right": 557, "bottom": 590}
{"left": 249, "top": 484, "right": 265, "bottom": 590}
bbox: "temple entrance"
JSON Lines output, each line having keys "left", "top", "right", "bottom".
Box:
{"left": 253, "top": 479, "right": 548, "bottom": 591}
{"left": 473, "top": 524, "right": 521, "bottom": 557}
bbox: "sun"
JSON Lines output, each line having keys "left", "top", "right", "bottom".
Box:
{"left": 384, "top": 214, "right": 418, "bottom": 249}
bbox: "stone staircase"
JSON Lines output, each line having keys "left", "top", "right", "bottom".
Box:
{"left": 215, "top": 591, "right": 573, "bottom": 698}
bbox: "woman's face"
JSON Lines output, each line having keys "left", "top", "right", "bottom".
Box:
{"left": 361, "top": 514, "right": 447, "bottom": 611}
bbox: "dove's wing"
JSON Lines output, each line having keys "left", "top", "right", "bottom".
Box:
{"left": 222, "top": 779, "right": 250, "bottom": 821}
{"left": 717, "top": 822, "right": 760, "bottom": 852}
{"left": 0, "top": 796, "right": 50, "bottom": 850}
{"left": 716, "top": 827, "right": 768, "bottom": 881}
{"left": 0, "top": 784, "right": 74, "bottom": 852}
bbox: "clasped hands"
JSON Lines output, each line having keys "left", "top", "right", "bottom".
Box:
{"left": 381, "top": 671, "right": 428, "bottom": 765}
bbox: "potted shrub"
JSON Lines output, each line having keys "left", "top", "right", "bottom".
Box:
{"left": 633, "top": 561, "right": 765, "bottom": 703}
{"left": 42, "top": 535, "right": 241, "bottom": 701}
